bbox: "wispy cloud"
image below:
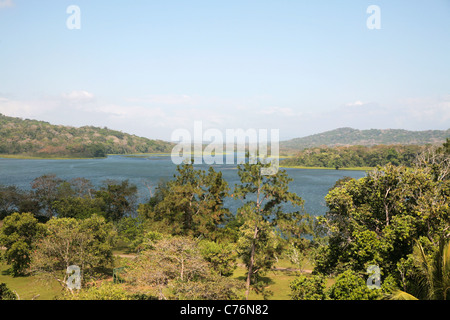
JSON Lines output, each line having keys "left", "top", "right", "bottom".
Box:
{"left": 0, "top": 0, "right": 14, "bottom": 9}
{"left": 126, "top": 94, "right": 196, "bottom": 106}
{"left": 61, "top": 90, "right": 95, "bottom": 102}
{"left": 0, "top": 92, "right": 448, "bottom": 141}
{"left": 397, "top": 95, "right": 450, "bottom": 126}
{"left": 345, "top": 100, "right": 365, "bottom": 107}
{"left": 259, "top": 106, "right": 300, "bottom": 117}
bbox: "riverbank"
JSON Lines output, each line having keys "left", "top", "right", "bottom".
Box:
{"left": 0, "top": 154, "right": 104, "bottom": 160}
{"left": 281, "top": 165, "right": 374, "bottom": 171}
{"left": 0, "top": 153, "right": 170, "bottom": 160}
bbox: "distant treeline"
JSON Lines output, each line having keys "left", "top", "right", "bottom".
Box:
{"left": 281, "top": 144, "right": 429, "bottom": 168}
{"left": 0, "top": 114, "right": 173, "bottom": 158}
{"left": 280, "top": 127, "right": 450, "bottom": 151}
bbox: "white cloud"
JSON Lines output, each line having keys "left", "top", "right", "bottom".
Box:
{"left": 0, "top": 92, "right": 448, "bottom": 141}
{"left": 0, "top": 96, "right": 57, "bottom": 118}
{"left": 345, "top": 100, "right": 364, "bottom": 107}
{"left": 61, "top": 90, "right": 95, "bottom": 102}
{"left": 0, "top": 92, "right": 238, "bottom": 140}
{"left": 126, "top": 94, "right": 196, "bottom": 105}
{"left": 398, "top": 96, "right": 450, "bottom": 124}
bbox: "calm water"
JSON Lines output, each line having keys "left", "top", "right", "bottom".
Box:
{"left": 0, "top": 155, "right": 366, "bottom": 217}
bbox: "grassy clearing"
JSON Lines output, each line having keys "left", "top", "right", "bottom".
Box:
{"left": 231, "top": 257, "right": 317, "bottom": 300}
{"left": 0, "top": 244, "right": 325, "bottom": 300}
{"left": 231, "top": 266, "right": 294, "bottom": 300}
{"left": 0, "top": 262, "right": 62, "bottom": 300}
{"left": 0, "top": 258, "right": 306, "bottom": 300}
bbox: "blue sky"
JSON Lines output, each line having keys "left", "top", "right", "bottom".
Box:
{"left": 0, "top": 0, "right": 449, "bottom": 141}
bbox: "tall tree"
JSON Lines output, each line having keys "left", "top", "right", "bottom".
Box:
{"left": 31, "top": 174, "right": 65, "bottom": 217}
{"left": 0, "top": 212, "right": 45, "bottom": 276}
{"left": 142, "top": 163, "right": 231, "bottom": 240}
{"left": 415, "top": 138, "right": 450, "bottom": 181}
{"left": 316, "top": 163, "right": 449, "bottom": 276}
{"left": 0, "top": 186, "right": 39, "bottom": 219}
{"left": 123, "top": 235, "right": 242, "bottom": 300}
{"left": 233, "top": 160, "right": 311, "bottom": 299}
{"left": 30, "top": 215, "right": 116, "bottom": 291}
{"left": 95, "top": 179, "right": 138, "bottom": 222}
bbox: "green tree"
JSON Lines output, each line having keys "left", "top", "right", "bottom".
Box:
{"left": 415, "top": 139, "right": 450, "bottom": 181}
{"left": 62, "top": 282, "right": 130, "bottom": 300}
{"left": 233, "top": 160, "right": 311, "bottom": 300}
{"left": 84, "top": 143, "right": 107, "bottom": 158}
{"left": 290, "top": 275, "right": 326, "bottom": 300}
{"left": 114, "top": 216, "right": 145, "bottom": 250}
{"left": 327, "top": 269, "right": 382, "bottom": 300}
{"left": 95, "top": 180, "right": 138, "bottom": 222}
{"left": 199, "top": 240, "right": 237, "bottom": 277}
{"left": 0, "top": 283, "right": 17, "bottom": 300}
{"left": 170, "top": 273, "right": 244, "bottom": 300}
{"left": 0, "top": 185, "right": 26, "bottom": 219}
{"left": 280, "top": 144, "right": 426, "bottom": 169}
{"left": 390, "top": 239, "right": 450, "bottom": 300}
{"left": 141, "top": 163, "right": 231, "bottom": 240}
{"left": 30, "top": 215, "right": 116, "bottom": 290}
{"left": 315, "top": 164, "right": 449, "bottom": 279}
{"left": 0, "top": 212, "right": 44, "bottom": 276}
{"left": 52, "top": 196, "right": 105, "bottom": 219}
{"left": 31, "top": 174, "right": 65, "bottom": 217}
{"left": 123, "top": 235, "right": 242, "bottom": 300}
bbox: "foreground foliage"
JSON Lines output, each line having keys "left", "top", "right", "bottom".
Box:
{"left": 306, "top": 140, "right": 450, "bottom": 300}
{"left": 0, "top": 140, "right": 448, "bottom": 300}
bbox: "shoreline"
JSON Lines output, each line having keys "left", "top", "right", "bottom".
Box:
{"left": 280, "top": 165, "right": 374, "bottom": 171}
{"left": 0, "top": 154, "right": 375, "bottom": 171}
{"left": 0, "top": 153, "right": 171, "bottom": 160}
{"left": 0, "top": 154, "right": 103, "bottom": 160}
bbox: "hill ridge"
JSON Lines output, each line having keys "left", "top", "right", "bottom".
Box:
{"left": 0, "top": 113, "right": 174, "bottom": 158}
{"left": 281, "top": 127, "right": 450, "bottom": 151}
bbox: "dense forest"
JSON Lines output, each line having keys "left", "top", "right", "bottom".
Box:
{"left": 0, "top": 141, "right": 448, "bottom": 300}
{"left": 280, "top": 127, "right": 450, "bottom": 151}
{"left": 0, "top": 114, "right": 174, "bottom": 158}
{"left": 281, "top": 144, "right": 428, "bottom": 169}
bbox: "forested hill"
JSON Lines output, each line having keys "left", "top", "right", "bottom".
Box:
{"left": 0, "top": 114, "right": 174, "bottom": 158}
{"left": 281, "top": 127, "right": 450, "bottom": 151}
{"left": 280, "top": 144, "right": 426, "bottom": 169}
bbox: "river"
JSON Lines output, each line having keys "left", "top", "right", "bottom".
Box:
{"left": 0, "top": 155, "right": 367, "bottom": 217}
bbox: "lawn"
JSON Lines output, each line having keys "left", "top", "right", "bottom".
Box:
{"left": 231, "top": 257, "right": 317, "bottom": 300}
{"left": 0, "top": 261, "right": 62, "bottom": 300}
{"left": 0, "top": 247, "right": 329, "bottom": 300}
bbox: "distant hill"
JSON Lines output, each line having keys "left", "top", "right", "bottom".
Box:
{"left": 0, "top": 114, "right": 174, "bottom": 158}
{"left": 281, "top": 127, "right": 450, "bottom": 151}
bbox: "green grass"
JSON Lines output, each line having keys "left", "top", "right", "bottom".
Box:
{"left": 231, "top": 258, "right": 315, "bottom": 300}
{"left": 0, "top": 251, "right": 128, "bottom": 300}
{"left": 0, "top": 262, "right": 62, "bottom": 300}
{"left": 0, "top": 244, "right": 323, "bottom": 300}
{"left": 230, "top": 269, "right": 315, "bottom": 300}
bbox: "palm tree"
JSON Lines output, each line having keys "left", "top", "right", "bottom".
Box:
{"left": 389, "top": 239, "right": 450, "bottom": 300}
